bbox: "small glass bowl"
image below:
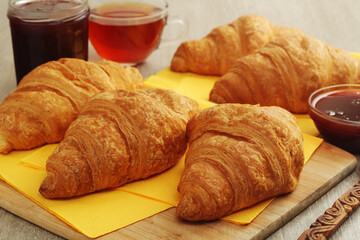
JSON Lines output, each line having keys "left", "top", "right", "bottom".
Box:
{"left": 308, "top": 84, "right": 360, "bottom": 153}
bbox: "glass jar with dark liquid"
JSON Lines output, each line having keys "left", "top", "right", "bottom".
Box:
{"left": 308, "top": 84, "right": 360, "bottom": 153}
{"left": 7, "top": 0, "right": 90, "bottom": 84}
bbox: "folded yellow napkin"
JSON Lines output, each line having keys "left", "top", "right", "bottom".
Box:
{"left": 0, "top": 146, "right": 172, "bottom": 238}
{"left": 15, "top": 132, "right": 321, "bottom": 235}
{"left": 0, "top": 68, "right": 323, "bottom": 238}
{"left": 144, "top": 68, "right": 319, "bottom": 137}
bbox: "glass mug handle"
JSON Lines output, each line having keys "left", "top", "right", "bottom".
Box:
{"left": 159, "top": 15, "right": 189, "bottom": 48}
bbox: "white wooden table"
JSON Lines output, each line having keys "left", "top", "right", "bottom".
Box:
{"left": 0, "top": 0, "right": 360, "bottom": 239}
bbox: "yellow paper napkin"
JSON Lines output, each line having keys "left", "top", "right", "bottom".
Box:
{"left": 0, "top": 67, "right": 324, "bottom": 238}
{"left": 144, "top": 67, "right": 319, "bottom": 137}
{"left": 0, "top": 146, "right": 172, "bottom": 238}
{"left": 20, "top": 132, "right": 322, "bottom": 226}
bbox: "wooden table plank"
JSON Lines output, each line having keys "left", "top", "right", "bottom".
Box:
{"left": 2, "top": 0, "right": 360, "bottom": 239}
{"left": 0, "top": 142, "right": 356, "bottom": 240}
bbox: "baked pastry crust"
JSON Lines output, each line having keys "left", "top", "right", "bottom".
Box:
{"left": 171, "top": 15, "right": 302, "bottom": 75}
{"left": 0, "top": 58, "right": 143, "bottom": 154}
{"left": 39, "top": 88, "right": 200, "bottom": 198}
{"left": 209, "top": 33, "right": 360, "bottom": 113}
{"left": 177, "top": 104, "right": 304, "bottom": 221}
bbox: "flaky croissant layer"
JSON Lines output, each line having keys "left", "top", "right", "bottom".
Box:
{"left": 171, "top": 15, "right": 302, "bottom": 75}
{"left": 209, "top": 33, "right": 360, "bottom": 113}
{"left": 177, "top": 104, "right": 304, "bottom": 221}
{"left": 0, "top": 58, "right": 143, "bottom": 154}
{"left": 40, "top": 88, "right": 200, "bottom": 199}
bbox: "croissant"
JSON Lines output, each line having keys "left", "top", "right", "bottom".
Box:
{"left": 170, "top": 15, "right": 302, "bottom": 75}
{"left": 209, "top": 33, "right": 360, "bottom": 113}
{"left": 39, "top": 88, "right": 200, "bottom": 198}
{"left": 177, "top": 104, "right": 304, "bottom": 221}
{"left": 0, "top": 58, "right": 143, "bottom": 154}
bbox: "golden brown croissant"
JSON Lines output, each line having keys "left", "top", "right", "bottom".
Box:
{"left": 209, "top": 34, "right": 360, "bottom": 113}
{"left": 0, "top": 58, "right": 143, "bottom": 154}
{"left": 177, "top": 104, "right": 304, "bottom": 221}
{"left": 170, "top": 15, "right": 302, "bottom": 75}
{"left": 39, "top": 88, "right": 200, "bottom": 198}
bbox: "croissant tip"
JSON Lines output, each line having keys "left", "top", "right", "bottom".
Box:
{"left": 176, "top": 194, "right": 201, "bottom": 221}
{"left": 0, "top": 136, "right": 13, "bottom": 154}
{"left": 39, "top": 174, "right": 56, "bottom": 199}
{"left": 170, "top": 57, "right": 188, "bottom": 73}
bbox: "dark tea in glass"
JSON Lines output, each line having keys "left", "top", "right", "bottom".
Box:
{"left": 89, "top": 1, "right": 167, "bottom": 64}
{"left": 8, "top": 0, "right": 90, "bottom": 84}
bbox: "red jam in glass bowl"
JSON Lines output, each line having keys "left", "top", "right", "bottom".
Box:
{"left": 308, "top": 84, "right": 360, "bottom": 153}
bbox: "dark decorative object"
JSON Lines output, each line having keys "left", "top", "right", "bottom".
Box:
{"left": 298, "top": 181, "right": 360, "bottom": 240}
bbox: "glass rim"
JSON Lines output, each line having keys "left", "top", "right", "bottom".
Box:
{"left": 89, "top": 0, "right": 169, "bottom": 26}
{"left": 7, "top": 0, "right": 89, "bottom": 23}
{"left": 308, "top": 84, "right": 360, "bottom": 126}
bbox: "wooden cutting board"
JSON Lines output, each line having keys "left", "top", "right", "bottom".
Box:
{"left": 0, "top": 141, "right": 357, "bottom": 240}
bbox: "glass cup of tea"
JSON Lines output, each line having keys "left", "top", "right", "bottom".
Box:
{"left": 89, "top": 0, "right": 188, "bottom": 65}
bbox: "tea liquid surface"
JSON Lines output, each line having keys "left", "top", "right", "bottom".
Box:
{"left": 89, "top": 2, "right": 166, "bottom": 63}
